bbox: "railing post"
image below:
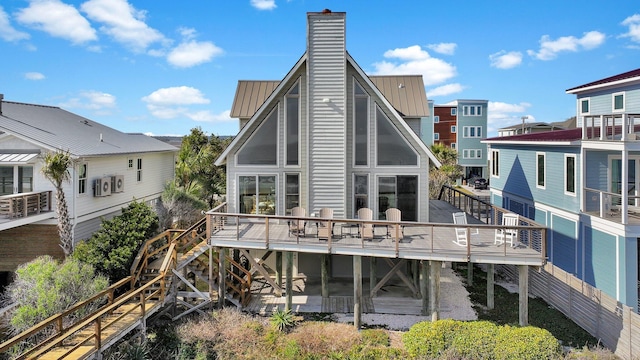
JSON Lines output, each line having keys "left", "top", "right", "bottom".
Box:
{"left": 94, "top": 317, "right": 102, "bottom": 350}
{"left": 265, "top": 217, "right": 270, "bottom": 247}
{"left": 140, "top": 292, "right": 146, "bottom": 319}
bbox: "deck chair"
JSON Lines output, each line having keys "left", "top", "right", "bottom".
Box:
{"left": 357, "top": 207, "right": 374, "bottom": 241}
{"left": 452, "top": 212, "right": 477, "bottom": 246}
{"left": 317, "top": 208, "right": 334, "bottom": 240}
{"left": 385, "top": 208, "right": 403, "bottom": 240}
{"left": 288, "top": 206, "right": 306, "bottom": 237}
{"left": 495, "top": 213, "right": 519, "bottom": 247}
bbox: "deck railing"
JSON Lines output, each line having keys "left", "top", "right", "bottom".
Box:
{"left": 0, "top": 191, "right": 52, "bottom": 219}
{"left": 581, "top": 113, "right": 640, "bottom": 141}
{"left": 438, "top": 184, "right": 492, "bottom": 223}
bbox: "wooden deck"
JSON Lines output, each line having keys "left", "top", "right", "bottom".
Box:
{"left": 207, "top": 201, "right": 546, "bottom": 267}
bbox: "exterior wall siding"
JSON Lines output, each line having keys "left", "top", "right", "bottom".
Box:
{"left": 583, "top": 226, "right": 617, "bottom": 297}
{"left": 307, "top": 12, "right": 347, "bottom": 217}
{"left": 550, "top": 214, "right": 577, "bottom": 274}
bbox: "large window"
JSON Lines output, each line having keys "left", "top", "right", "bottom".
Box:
{"left": 354, "top": 174, "right": 368, "bottom": 216}
{"left": 378, "top": 175, "right": 417, "bottom": 221}
{"left": 463, "top": 149, "right": 482, "bottom": 159}
{"left": 237, "top": 107, "right": 278, "bottom": 165}
{"left": 0, "top": 165, "right": 33, "bottom": 195}
{"left": 463, "top": 105, "right": 482, "bottom": 116}
{"left": 286, "top": 83, "right": 299, "bottom": 165}
{"left": 613, "top": 92, "right": 625, "bottom": 112}
{"left": 239, "top": 175, "right": 276, "bottom": 215}
{"left": 463, "top": 126, "right": 482, "bottom": 138}
{"left": 136, "top": 158, "right": 142, "bottom": 182}
{"left": 354, "top": 81, "right": 369, "bottom": 166}
{"left": 376, "top": 107, "right": 418, "bottom": 166}
{"left": 285, "top": 173, "right": 299, "bottom": 214}
{"left": 565, "top": 155, "right": 576, "bottom": 195}
{"left": 491, "top": 150, "right": 499, "bottom": 177}
{"left": 78, "top": 163, "right": 87, "bottom": 194}
{"left": 536, "top": 152, "right": 545, "bottom": 189}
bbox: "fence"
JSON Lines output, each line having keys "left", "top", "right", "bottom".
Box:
{"left": 497, "top": 263, "right": 640, "bottom": 359}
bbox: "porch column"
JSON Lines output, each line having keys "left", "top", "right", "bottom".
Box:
{"left": 420, "top": 260, "right": 429, "bottom": 315}
{"left": 217, "top": 248, "right": 226, "bottom": 308}
{"left": 518, "top": 265, "right": 529, "bottom": 326}
{"left": 487, "top": 263, "right": 495, "bottom": 310}
{"left": 321, "top": 254, "right": 330, "bottom": 298}
{"left": 353, "top": 255, "right": 362, "bottom": 329}
{"left": 412, "top": 260, "right": 419, "bottom": 290}
{"left": 285, "top": 252, "right": 293, "bottom": 312}
{"left": 369, "top": 257, "right": 377, "bottom": 295}
{"left": 430, "top": 260, "right": 441, "bottom": 321}
{"left": 467, "top": 262, "right": 473, "bottom": 286}
{"left": 622, "top": 149, "right": 629, "bottom": 224}
{"left": 275, "top": 251, "right": 282, "bottom": 289}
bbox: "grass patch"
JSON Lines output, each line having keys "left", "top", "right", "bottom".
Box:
{"left": 455, "top": 263, "right": 598, "bottom": 348}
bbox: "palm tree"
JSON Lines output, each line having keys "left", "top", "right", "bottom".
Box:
{"left": 41, "top": 150, "right": 74, "bottom": 256}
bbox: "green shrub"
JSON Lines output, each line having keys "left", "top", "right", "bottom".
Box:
{"left": 5, "top": 255, "right": 108, "bottom": 333}
{"left": 270, "top": 308, "right": 297, "bottom": 332}
{"left": 402, "top": 319, "right": 463, "bottom": 358}
{"left": 494, "top": 325, "right": 562, "bottom": 360}
{"left": 360, "top": 328, "right": 389, "bottom": 347}
{"left": 73, "top": 200, "right": 159, "bottom": 282}
{"left": 449, "top": 320, "right": 499, "bottom": 359}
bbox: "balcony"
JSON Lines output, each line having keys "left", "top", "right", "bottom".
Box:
{"left": 583, "top": 187, "right": 640, "bottom": 225}
{"left": 0, "top": 191, "right": 54, "bottom": 226}
{"left": 581, "top": 113, "right": 640, "bottom": 142}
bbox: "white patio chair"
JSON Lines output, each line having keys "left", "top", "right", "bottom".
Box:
{"left": 385, "top": 207, "right": 404, "bottom": 240}
{"left": 317, "top": 207, "right": 334, "bottom": 240}
{"left": 495, "top": 213, "right": 519, "bottom": 247}
{"left": 357, "top": 207, "right": 374, "bottom": 241}
{"left": 452, "top": 212, "right": 478, "bottom": 246}
{"left": 288, "top": 206, "right": 306, "bottom": 237}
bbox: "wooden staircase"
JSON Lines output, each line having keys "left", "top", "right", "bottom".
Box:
{"left": 0, "top": 203, "right": 254, "bottom": 358}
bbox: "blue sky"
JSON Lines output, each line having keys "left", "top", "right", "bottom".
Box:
{"left": 1, "top": 0, "right": 639, "bottom": 137}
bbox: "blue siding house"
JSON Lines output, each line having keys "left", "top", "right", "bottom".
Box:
{"left": 484, "top": 68, "right": 640, "bottom": 312}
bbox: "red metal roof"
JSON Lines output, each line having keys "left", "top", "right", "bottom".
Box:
{"left": 485, "top": 128, "right": 582, "bottom": 142}
{"left": 566, "top": 68, "right": 640, "bottom": 92}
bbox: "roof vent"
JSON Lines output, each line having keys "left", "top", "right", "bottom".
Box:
{"left": 322, "top": 8, "right": 331, "bottom": 13}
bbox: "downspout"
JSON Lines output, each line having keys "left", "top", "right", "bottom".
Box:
{"left": 70, "top": 161, "right": 77, "bottom": 246}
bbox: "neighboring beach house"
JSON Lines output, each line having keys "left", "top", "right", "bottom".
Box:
{"left": 0, "top": 96, "right": 177, "bottom": 274}
{"left": 215, "top": 10, "right": 441, "bottom": 277}
{"left": 484, "top": 68, "right": 640, "bottom": 312}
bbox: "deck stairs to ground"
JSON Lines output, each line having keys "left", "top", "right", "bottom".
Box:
{"left": 0, "top": 207, "right": 252, "bottom": 359}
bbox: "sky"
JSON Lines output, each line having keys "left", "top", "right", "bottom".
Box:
{"left": 1, "top": 1, "right": 639, "bottom": 137}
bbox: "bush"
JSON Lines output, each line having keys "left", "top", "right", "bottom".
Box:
{"left": 402, "top": 319, "right": 463, "bottom": 358}
{"left": 286, "top": 321, "right": 360, "bottom": 357}
{"left": 73, "top": 200, "right": 159, "bottom": 282}
{"left": 449, "top": 321, "right": 499, "bottom": 359}
{"left": 270, "top": 308, "right": 297, "bottom": 332}
{"left": 3, "top": 255, "right": 108, "bottom": 334}
{"left": 494, "top": 325, "right": 562, "bottom": 360}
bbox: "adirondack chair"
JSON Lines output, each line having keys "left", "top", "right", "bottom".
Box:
{"left": 385, "top": 207, "right": 403, "bottom": 240}
{"left": 357, "top": 207, "right": 374, "bottom": 241}
{"left": 317, "top": 208, "right": 334, "bottom": 240}
{"left": 452, "top": 212, "right": 480, "bottom": 246}
{"left": 495, "top": 213, "right": 519, "bottom": 247}
{"left": 288, "top": 206, "right": 306, "bottom": 237}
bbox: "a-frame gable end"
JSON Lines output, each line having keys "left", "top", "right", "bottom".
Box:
{"left": 375, "top": 105, "right": 418, "bottom": 166}
{"left": 236, "top": 105, "right": 279, "bottom": 166}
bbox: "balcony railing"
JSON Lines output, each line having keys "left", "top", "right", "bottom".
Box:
{"left": 582, "top": 113, "right": 640, "bottom": 141}
{"left": 0, "top": 191, "right": 53, "bottom": 219}
{"left": 583, "top": 187, "right": 640, "bottom": 224}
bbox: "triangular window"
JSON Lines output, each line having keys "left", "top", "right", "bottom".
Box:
{"left": 237, "top": 107, "right": 278, "bottom": 165}
{"left": 376, "top": 106, "right": 418, "bottom": 166}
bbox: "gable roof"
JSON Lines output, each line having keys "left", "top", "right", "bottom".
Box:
{"left": 229, "top": 75, "right": 430, "bottom": 119}
{"left": 566, "top": 67, "right": 640, "bottom": 94}
{"left": 0, "top": 101, "right": 177, "bottom": 157}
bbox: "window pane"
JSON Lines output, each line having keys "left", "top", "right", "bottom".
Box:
{"left": 614, "top": 94, "right": 624, "bottom": 110}
{"left": 537, "top": 154, "right": 545, "bottom": 186}
{"left": 477, "top": 127, "right": 482, "bottom": 137}
{"left": 354, "top": 174, "right": 368, "bottom": 214}
{"left": 258, "top": 176, "right": 276, "bottom": 215}
{"left": 477, "top": 106, "right": 482, "bottom": 116}
{"left": 470, "top": 127, "right": 475, "bottom": 137}
{"left": 376, "top": 108, "right": 418, "bottom": 166}
{"left": 285, "top": 174, "right": 299, "bottom": 213}
{"left": 239, "top": 176, "right": 256, "bottom": 214}
{"left": 286, "top": 91, "right": 299, "bottom": 165}
{"left": 378, "top": 176, "right": 396, "bottom": 219}
{"left": 581, "top": 100, "right": 589, "bottom": 113}
{"left": 397, "top": 176, "right": 417, "bottom": 221}
{"left": 470, "top": 106, "right": 475, "bottom": 115}
{"left": 354, "top": 96, "right": 368, "bottom": 166}
{"left": 238, "top": 109, "right": 278, "bottom": 165}
{"left": 566, "top": 156, "right": 575, "bottom": 193}
{"left": 451, "top": 108, "right": 457, "bottom": 115}
{"left": 18, "top": 166, "right": 33, "bottom": 193}
{"left": 434, "top": 116, "right": 439, "bottom": 123}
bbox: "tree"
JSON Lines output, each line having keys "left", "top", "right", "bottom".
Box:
{"left": 1, "top": 255, "right": 108, "bottom": 335}
{"left": 158, "top": 181, "right": 208, "bottom": 229}
{"left": 41, "top": 150, "right": 74, "bottom": 256}
{"left": 73, "top": 200, "right": 159, "bottom": 282}
{"left": 429, "top": 143, "right": 463, "bottom": 199}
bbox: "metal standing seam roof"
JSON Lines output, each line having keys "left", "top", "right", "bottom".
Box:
{"left": 0, "top": 101, "right": 177, "bottom": 157}
{"left": 229, "top": 75, "right": 429, "bottom": 119}
{"left": 566, "top": 67, "right": 640, "bottom": 93}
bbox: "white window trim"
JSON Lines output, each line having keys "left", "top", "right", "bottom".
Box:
{"left": 284, "top": 79, "right": 301, "bottom": 168}
{"left": 237, "top": 173, "right": 279, "bottom": 214}
{"left": 451, "top": 143, "right": 456, "bottom": 149}
{"left": 536, "top": 152, "right": 546, "bottom": 189}
{"left": 564, "top": 154, "right": 577, "bottom": 196}
{"left": 434, "top": 133, "right": 440, "bottom": 140}
{"left": 612, "top": 91, "right": 625, "bottom": 112}
{"left": 284, "top": 172, "right": 301, "bottom": 214}
{"left": 579, "top": 97, "right": 590, "bottom": 115}
{"left": 491, "top": 149, "right": 500, "bottom": 178}
{"left": 136, "top": 158, "right": 143, "bottom": 183}
{"left": 375, "top": 174, "right": 420, "bottom": 221}
{"left": 78, "top": 163, "right": 88, "bottom": 196}
{"left": 462, "top": 105, "right": 483, "bottom": 117}
{"left": 353, "top": 77, "right": 370, "bottom": 168}
{"left": 235, "top": 104, "right": 280, "bottom": 168}
{"left": 451, "top": 125, "right": 456, "bottom": 133}
{"left": 451, "top": 108, "right": 457, "bottom": 116}
{"left": 434, "top": 115, "right": 440, "bottom": 123}
{"left": 353, "top": 173, "right": 370, "bottom": 217}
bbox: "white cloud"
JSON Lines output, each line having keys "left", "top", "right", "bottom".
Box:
{"left": 81, "top": 0, "right": 165, "bottom": 52}
{"left": 489, "top": 51, "right": 523, "bottom": 69}
{"left": 59, "top": 90, "right": 117, "bottom": 115}
{"left": 251, "top": 0, "right": 276, "bottom": 10}
{"left": 167, "top": 28, "right": 223, "bottom": 68}
{"left": 0, "top": 6, "right": 30, "bottom": 41}
{"left": 16, "top": 0, "right": 97, "bottom": 44}
{"left": 621, "top": 14, "right": 640, "bottom": 43}
{"left": 142, "top": 86, "right": 228, "bottom": 121}
{"left": 487, "top": 101, "right": 532, "bottom": 134}
{"left": 427, "top": 83, "right": 465, "bottom": 97}
{"left": 372, "top": 45, "right": 457, "bottom": 86}
{"left": 427, "top": 42, "right": 457, "bottom": 55}
{"left": 25, "top": 72, "right": 45, "bottom": 80}
{"left": 527, "top": 31, "right": 605, "bottom": 60}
